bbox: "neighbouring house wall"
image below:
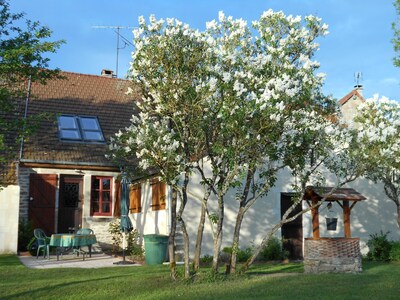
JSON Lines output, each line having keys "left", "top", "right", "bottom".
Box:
{"left": 0, "top": 184, "right": 20, "bottom": 254}
{"left": 182, "top": 161, "right": 400, "bottom": 258}
{"left": 340, "top": 94, "right": 364, "bottom": 124}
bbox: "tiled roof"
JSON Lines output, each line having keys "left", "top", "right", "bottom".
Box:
{"left": 304, "top": 186, "right": 367, "bottom": 202}
{"left": 338, "top": 88, "right": 365, "bottom": 106}
{"left": 20, "top": 71, "right": 140, "bottom": 169}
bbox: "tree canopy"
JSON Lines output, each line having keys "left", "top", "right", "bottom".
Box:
{"left": 110, "top": 9, "right": 399, "bottom": 278}
{"left": 0, "top": 0, "right": 64, "bottom": 186}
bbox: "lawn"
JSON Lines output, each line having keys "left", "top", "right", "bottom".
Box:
{"left": 0, "top": 255, "right": 399, "bottom": 299}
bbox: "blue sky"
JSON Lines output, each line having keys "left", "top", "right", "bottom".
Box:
{"left": 11, "top": 0, "right": 400, "bottom": 101}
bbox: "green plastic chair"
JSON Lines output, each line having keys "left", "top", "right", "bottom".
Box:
{"left": 75, "top": 228, "right": 94, "bottom": 258}
{"left": 76, "top": 228, "right": 94, "bottom": 235}
{"left": 33, "top": 228, "right": 50, "bottom": 259}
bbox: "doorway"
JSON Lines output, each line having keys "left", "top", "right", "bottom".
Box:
{"left": 28, "top": 173, "right": 57, "bottom": 235}
{"left": 57, "top": 175, "right": 84, "bottom": 233}
{"left": 280, "top": 193, "right": 303, "bottom": 260}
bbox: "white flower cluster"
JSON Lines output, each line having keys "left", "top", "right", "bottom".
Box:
{"left": 109, "top": 10, "right": 365, "bottom": 190}
{"left": 355, "top": 95, "right": 400, "bottom": 166}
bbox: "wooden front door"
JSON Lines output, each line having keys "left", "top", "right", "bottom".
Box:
{"left": 28, "top": 174, "right": 57, "bottom": 235}
{"left": 58, "top": 175, "right": 83, "bottom": 233}
{"left": 280, "top": 193, "right": 303, "bottom": 260}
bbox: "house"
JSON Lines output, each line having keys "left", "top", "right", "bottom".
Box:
{"left": 1, "top": 72, "right": 398, "bottom": 259}
{"left": 181, "top": 85, "right": 400, "bottom": 259}
{"left": 0, "top": 70, "right": 170, "bottom": 253}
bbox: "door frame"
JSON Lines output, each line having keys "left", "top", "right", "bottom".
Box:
{"left": 280, "top": 192, "right": 304, "bottom": 260}
{"left": 58, "top": 175, "right": 84, "bottom": 233}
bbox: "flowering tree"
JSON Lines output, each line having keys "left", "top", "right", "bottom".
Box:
{"left": 110, "top": 10, "right": 333, "bottom": 275}
{"left": 109, "top": 15, "right": 212, "bottom": 279}
{"left": 355, "top": 95, "right": 400, "bottom": 228}
{"left": 110, "top": 10, "right": 399, "bottom": 278}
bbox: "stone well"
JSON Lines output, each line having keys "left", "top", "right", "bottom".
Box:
{"left": 304, "top": 238, "right": 362, "bottom": 274}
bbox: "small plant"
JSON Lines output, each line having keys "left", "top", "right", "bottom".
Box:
{"left": 389, "top": 241, "right": 400, "bottom": 261}
{"left": 367, "top": 231, "right": 392, "bottom": 261}
{"left": 108, "top": 218, "right": 143, "bottom": 260}
{"left": 259, "top": 236, "right": 288, "bottom": 261}
{"left": 127, "top": 229, "right": 144, "bottom": 261}
{"left": 108, "top": 219, "right": 123, "bottom": 255}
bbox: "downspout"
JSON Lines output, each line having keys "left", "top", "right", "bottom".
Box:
{"left": 18, "top": 76, "right": 32, "bottom": 161}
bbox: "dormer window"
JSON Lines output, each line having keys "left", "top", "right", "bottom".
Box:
{"left": 58, "top": 115, "right": 104, "bottom": 142}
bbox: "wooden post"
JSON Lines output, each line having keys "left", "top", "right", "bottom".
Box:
{"left": 311, "top": 197, "right": 320, "bottom": 239}
{"left": 343, "top": 200, "right": 351, "bottom": 238}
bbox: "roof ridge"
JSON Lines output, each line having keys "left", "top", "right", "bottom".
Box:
{"left": 338, "top": 89, "right": 365, "bottom": 106}
{"left": 59, "top": 70, "right": 130, "bottom": 81}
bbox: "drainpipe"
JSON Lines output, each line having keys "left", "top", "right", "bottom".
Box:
{"left": 19, "top": 76, "right": 32, "bottom": 161}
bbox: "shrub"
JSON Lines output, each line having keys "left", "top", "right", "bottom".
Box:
{"left": 108, "top": 218, "right": 143, "bottom": 260}
{"left": 259, "top": 236, "right": 288, "bottom": 261}
{"left": 222, "top": 246, "right": 253, "bottom": 262}
{"left": 367, "top": 231, "right": 392, "bottom": 261}
{"left": 200, "top": 254, "right": 213, "bottom": 264}
{"left": 27, "top": 237, "right": 37, "bottom": 256}
{"left": 18, "top": 219, "right": 34, "bottom": 252}
{"left": 389, "top": 241, "right": 400, "bottom": 261}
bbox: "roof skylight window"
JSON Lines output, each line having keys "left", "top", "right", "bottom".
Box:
{"left": 58, "top": 115, "right": 105, "bottom": 142}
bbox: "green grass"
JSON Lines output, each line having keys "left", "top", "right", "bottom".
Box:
{"left": 0, "top": 255, "right": 399, "bottom": 299}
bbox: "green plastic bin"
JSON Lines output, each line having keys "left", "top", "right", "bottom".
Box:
{"left": 144, "top": 234, "right": 169, "bottom": 265}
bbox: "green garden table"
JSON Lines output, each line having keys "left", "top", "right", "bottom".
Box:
{"left": 50, "top": 233, "right": 97, "bottom": 261}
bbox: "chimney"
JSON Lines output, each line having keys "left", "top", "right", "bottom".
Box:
{"left": 101, "top": 69, "right": 114, "bottom": 78}
{"left": 354, "top": 84, "right": 363, "bottom": 96}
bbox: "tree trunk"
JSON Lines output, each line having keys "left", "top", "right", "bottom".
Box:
{"left": 212, "top": 194, "right": 224, "bottom": 273}
{"left": 397, "top": 204, "right": 400, "bottom": 228}
{"left": 193, "top": 197, "right": 207, "bottom": 271}
{"left": 240, "top": 225, "right": 280, "bottom": 274}
{"left": 177, "top": 169, "right": 190, "bottom": 278}
{"left": 168, "top": 188, "right": 177, "bottom": 280}
{"left": 179, "top": 218, "right": 190, "bottom": 278}
{"left": 229, "top": 206, "right": 245, "bottom": 274}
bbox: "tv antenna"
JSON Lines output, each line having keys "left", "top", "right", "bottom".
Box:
{"left": 92, "top": 26, "right": 134, "bottom": 78}
{"left": 354, "top": 72, "right": 363, "bottom": 88}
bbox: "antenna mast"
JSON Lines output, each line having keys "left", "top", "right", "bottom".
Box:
{"left": 354, "top": 72, "right": 363, "bottom": 88}
{"left": 92, "top": 26, "right": 134, "bottom": 78}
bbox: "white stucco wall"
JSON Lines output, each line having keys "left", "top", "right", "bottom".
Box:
{"left": 129, "top": 179, "right": 170, "bottom": 245}
{"left": 0, "top": 184, "right": 20, "bottom": 254}
{"left": 180, "top": 162, "right": 400, "bottom": 257}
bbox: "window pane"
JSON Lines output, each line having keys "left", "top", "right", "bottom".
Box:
{"left": 92, "top": 201, "right": 99, "bottom": 213}
{"left": 83, "top": 131, "right": 104, "bottom": 141}
{"left": 92, "top": 191, "right": 99, "bottom": 201}
{"left": 60, "top": 129, "right": 81, "bottom": 140}
{"left": 80, "top": 117, "right": 99, "bottom": 130}
{"left": 92, "top": 178, "right": 100, "bottom": 190}
{"left": 59, "top": 116, "right": 78, "bottom": 129}
{"left": 102, "top": 179, "right": 110, "bottom": 190}
{"left": 102, "top": 191, "right": 110, "bottom": 202}
{"left": 102, "top": 203, "right": 110, "bottom": 213}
